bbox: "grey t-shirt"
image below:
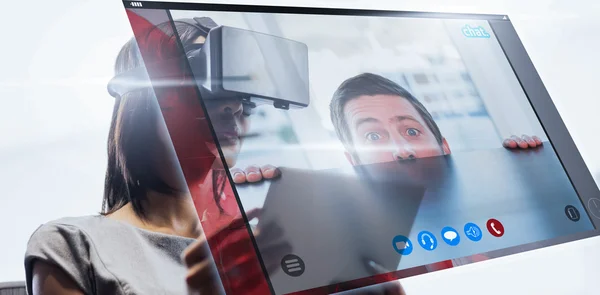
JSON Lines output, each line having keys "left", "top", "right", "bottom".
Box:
{"left": 25, "top": 215, "right": 196, "bottom": 295}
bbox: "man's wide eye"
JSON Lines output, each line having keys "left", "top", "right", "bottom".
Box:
{"left": 366, "top": 132, "right": 382, "bottom": 141}
{"left": 406, "top": 128, "right": 421, "bottom": 137}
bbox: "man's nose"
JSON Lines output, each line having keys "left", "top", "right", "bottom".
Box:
{"left": 391, "top": 139, "right": 416, "bottom": 161}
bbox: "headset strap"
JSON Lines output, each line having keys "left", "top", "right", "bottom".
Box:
{"left": 107, "top": 17, "right": 218, "bottom": 98}
{"left": 173, "top": 17, "right": 218, "bottom": 38}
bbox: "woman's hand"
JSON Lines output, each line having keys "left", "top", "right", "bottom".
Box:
{"left": 502, "top": 134, "right": 543, "bottom": 149}
{"left": 183, "top": 209, "right": 291, "bottom": 294}
{"left": 377, "top": 282, "right": 406, "bottom": 295}
{"left": 231, "top": 164, "right": 280, "bottom": 184}
{"left": 356, "top": 281, "right": 406, "bottom": 295}
{"left": 332, "top": 260, "right": 406, "bottom": 295}
{"left": 362, "top": 260, "right": 407, "bottom": 295}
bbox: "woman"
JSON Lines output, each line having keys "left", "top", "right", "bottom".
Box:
{"left": 24, "top": 12, "right": 288, "bottom": 295}
{"left": 24, "top": 10, "right": 405, "bottom": 294}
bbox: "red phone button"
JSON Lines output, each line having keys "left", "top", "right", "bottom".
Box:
{"left": 486, "top": 218, "right": 504, "bottom": 237}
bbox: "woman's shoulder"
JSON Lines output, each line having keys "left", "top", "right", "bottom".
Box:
{"left": 28, "top": 215, "right": 170, "bottom": 252}
{"left": 25, "top": 216, "right": 105, "bottom": 294}
{"left": 26, "top": 214, "right": 202, "bottom": 294}
{"left": 25, "top": 215, "right": 118, "bottom": 263}
{"left": 41, "top": 214, "right": 110, "bottom": 229}
{"left": 59, "top": 214, "right": 112, "bottom": 228}
{"left": 28, "top": 215, "right": 101, "bottom": 245}
{"left": 25, "top": 215, "right": 171, "bottom": 294}
{"left": 27, "top": 215, "right": 196, "bottom": 263}
{"left": 25, "top": 215, "right": 195, "bottom": 294}
{"left": 25, "top": 215, "right": 147, "bottom": 267}
{"left": 27, "top": 215, "right": 114, "bottom": 244}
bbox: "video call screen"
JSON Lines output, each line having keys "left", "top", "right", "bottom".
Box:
{"left": 122, "top": 2, "right": 600, "bottom": 294}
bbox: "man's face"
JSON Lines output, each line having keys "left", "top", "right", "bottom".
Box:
{"left": 343, "top": 94, "right": 449, "bottom": 165}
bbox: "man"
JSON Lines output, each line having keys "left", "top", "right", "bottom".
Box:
{"left": 329, "top": 72, "right": 541, "bottom": 166}
{"left": 232, "top": 73, "right": 541, "bottom": 182}
{"left": 328, "top": 72, "right": 541, "bottom": 272}
{"left": 231, "top": 72, "right": 542, "bottom": 275}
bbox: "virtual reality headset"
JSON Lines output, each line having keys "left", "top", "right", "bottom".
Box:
{"left": 108, "top": 17, "right": 310, "bottom": 110}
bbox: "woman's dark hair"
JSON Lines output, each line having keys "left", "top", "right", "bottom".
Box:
{"left": 102, "top": 20, "right": 228, "bottom": 218}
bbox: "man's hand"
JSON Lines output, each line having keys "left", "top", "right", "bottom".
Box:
{"left": 502, "top": 134, "right": 543, "bottom": 149}
{"left": 231, "top": 164, "right": 280, "bottom": 184}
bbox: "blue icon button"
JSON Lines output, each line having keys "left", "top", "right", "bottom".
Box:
{"left": 417, "top": 231, "right": 437, "bottom": 251}
{"left": 464, "top": 222, "right": 483, "bottom": 242}
{"left": 392, "top": 235, "right": 413, "bottom": 255}
{"left": 441, "top": 226, "right": 460, "bottom": 246}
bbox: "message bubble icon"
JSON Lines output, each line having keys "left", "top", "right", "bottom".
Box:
{"left": 444, "top": 231, "right": 457, "bottom": 241}
{"left": 441, "top": 226, "right": 460, "bottom": 246}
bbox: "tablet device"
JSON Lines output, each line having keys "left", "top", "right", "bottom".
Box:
{"left": 256, "top": 167, "right": 425, "bottom": 294}
{"left": 120, "top": 2, "right": 600, "bottom": 294}
{"left": 255, "top": 145, "right": 592, "bottom": 294}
